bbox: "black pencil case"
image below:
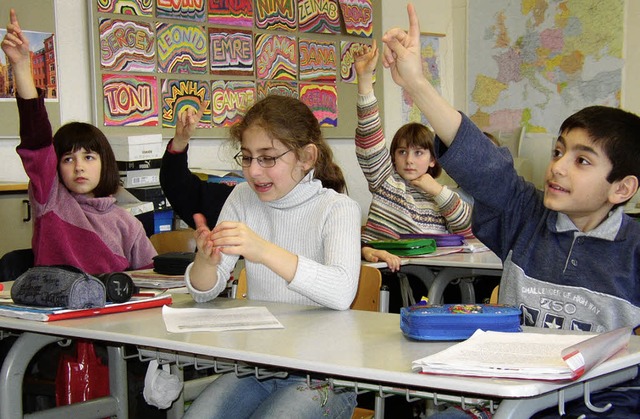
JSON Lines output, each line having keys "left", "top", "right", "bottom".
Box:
{"left": 400, "top": 303, "right": 522, "bottom": 341}
{"left": 11, "top": 265, "right": 106, "bottom": 309}
{"left": 153, "top": 252, "right": 195, "bottom": 275}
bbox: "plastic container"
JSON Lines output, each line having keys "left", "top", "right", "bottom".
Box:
{"left": 400, "top": 303, "right": 521, "bottom": 341}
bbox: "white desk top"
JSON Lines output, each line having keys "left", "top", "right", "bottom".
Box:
{"left": 1, "top": 294, "right": 638, "bottom": 400}
{"left": 365, "top": 239, "right": 503, "bottom": 271}
{"left": 365, "top": 249, "right": 502, "bottom": 270}
{"left": 402, "top": 249, "right": 502, "bottom": 270}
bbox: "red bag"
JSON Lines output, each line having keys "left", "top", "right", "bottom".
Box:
{"left": 55, "top": 340, "right": 109, "bottom": 406}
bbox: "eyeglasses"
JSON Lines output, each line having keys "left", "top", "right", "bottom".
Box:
{"left": 234, "top": 150, "right": 292, "bottom": 168}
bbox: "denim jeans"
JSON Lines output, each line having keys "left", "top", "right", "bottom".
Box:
{"left": 183, "top": 373, "right": 357, "bottom": 419}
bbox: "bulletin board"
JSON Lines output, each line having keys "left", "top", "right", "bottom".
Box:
{"left": 0, "top": 1, "right": 60, "bottom": 138}
{"left": 88, "top": 0, "right": 384, "bottom": 140}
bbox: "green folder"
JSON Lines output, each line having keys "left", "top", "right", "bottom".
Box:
{"left": 367, "top": 238, "right": 437, "bottom": 256}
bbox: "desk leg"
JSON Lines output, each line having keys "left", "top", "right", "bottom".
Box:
{"left": 0, "top": 332, "right": 61, "bottom": 419}
{"left": 427, "top": 268, "right": 501, "bottom": 304}
{"left": 0, "top": 333, "right": 129, "bottom": 419}
{"left": 492, "top": 367, "right": 638, "bottom": 419}
{"left": 107, "top": 345, "right": 129, "bottom": 419}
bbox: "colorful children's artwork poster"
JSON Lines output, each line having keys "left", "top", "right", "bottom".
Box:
{"left": 299, "top": 83, "right": 337, "bottom": 127}
{"left": 208, "top": 0, "right": 253, "bottom": 27}
{"left": 402, "top": 34, "right": 443, "bottom": 125}
{"left": 96, "top": 0, "right": 153, "bottom": 16}
{"left": 299, "top": 39, "right": 337, "bottom": 82}
{"left": 156, "top": 0, "right": 206, "bottom": 21}
{"left": 156, "top": 23, "right": 207, "bottom": 74}
{"left": 255, "top": 34, "right": 297, "bottom": 80}
{"left": 256, "top": 80, "right": 299, "bottom": 100}
{"left": 0, "top": 29, "right": 57, "bottom": 99}
{"left": 340, "top": 41, "right": 374, "bottom": 84}
{"left": 102, "top": 73, "right": 158, "bottom": 126}
{"left": 99, "top": 18, "right": 155, "bottom": 72}
{"left": 338, "top": 0, "right": 373, "bottom": 37}
{"left": 298, "top": 0, "right": 341, "bottom": 34}
{"left": 254, "top": 0, "right": 296, "bottom": 31}
{"left": 210, "top": 80, "right": 256, "bottom": 127}
{"left": 209, "top": 28, "right": 254, "bottom": 75}
{"left": 161, "top": 79, "right": 211, "bottom": 128}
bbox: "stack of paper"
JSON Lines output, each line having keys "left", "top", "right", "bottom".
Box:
{"left": 411, "top": 327, "right": 631, "bottom": 381}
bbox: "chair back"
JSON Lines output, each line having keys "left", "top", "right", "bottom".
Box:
{"left": 235, "top": 265, "right": 383, "bottom": 312}
{"left": 149, "top": 229, "right": 196, "bottom": 254}
{"left": 490, "top": 285, "right": 499, "bottom": 304}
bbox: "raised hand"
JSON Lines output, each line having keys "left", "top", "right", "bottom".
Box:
{"left": 381, "top": 3, "right": 461, "bottom": 144}
{"left": 173, "top": 104, "right": 206, "bottom": 152}
{"left": 381, "top": 3, "right": 423, "bottom": 92}
{"left": 1, "top": 9, "right": 30, "bottom": 65}
{"left": 1, "top": 9, "right": 37, "bottom": 99}
{"left": 354, "top": 40, "right": 379, "bottom": 94}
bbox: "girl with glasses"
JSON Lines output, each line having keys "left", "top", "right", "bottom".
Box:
{"left": 182, "top": 95, "right": 361, "bottom": 419}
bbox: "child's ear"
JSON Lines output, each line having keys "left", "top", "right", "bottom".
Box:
{"left": 609, "top": 175, "right": 638, "bottom": 204}
{"left": 300, "top": 144, "right": 318, "bottom": 171}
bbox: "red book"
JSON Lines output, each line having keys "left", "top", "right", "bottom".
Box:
{"left": 0, "top": 294, "right": 172, "bottom": 322}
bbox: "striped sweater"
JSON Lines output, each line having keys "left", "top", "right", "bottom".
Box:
{"left": 356, "top": 92, "right": 473, "bottom": 243}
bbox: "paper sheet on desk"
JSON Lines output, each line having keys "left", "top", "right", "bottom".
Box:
{"left": 162, "top": 305, "right": 284, "bottom": 333}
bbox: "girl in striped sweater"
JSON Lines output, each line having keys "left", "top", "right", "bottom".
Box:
{"left": 354, "top": 41, "right": 473, "bottom": 270}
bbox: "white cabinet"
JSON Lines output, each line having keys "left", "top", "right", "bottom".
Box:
{"left": 0, "top": 186, "right": 33, "bottom": 257}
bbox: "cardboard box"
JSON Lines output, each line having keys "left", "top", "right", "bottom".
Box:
{"left": 120, "top": 168, "right": 160, "bottom": 188}
{"left": 109, "top": 134, "right": 163, "bottom": 161}
{"left": 117, "top": 158, "right": 162, "bottom": 171}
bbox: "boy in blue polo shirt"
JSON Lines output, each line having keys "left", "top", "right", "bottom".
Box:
{"left": 382, "top": 4, "right": 639, "bottom": 418}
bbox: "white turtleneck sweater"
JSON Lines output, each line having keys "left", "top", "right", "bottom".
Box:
{"left": 185, "top": 172, "right": 362, "bottom": 310}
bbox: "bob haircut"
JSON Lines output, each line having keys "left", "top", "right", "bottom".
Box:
{"left": 390, "top": 122, "right": 441, "bottom": 178}
{"left": 53, "top": 122, "right": 120, "bottom": 197}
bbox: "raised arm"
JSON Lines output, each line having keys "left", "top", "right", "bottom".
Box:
{"left": 160, "top": 103, "right": 234, "bottom": 229}
{"left": 381, "top": 3, "right": 461, "bottom": 145}
{"left": 172, "top": 104, "right": 205, "bottom": 152}
{"left": 1, "top": 9, "right": 37, "bottom": 99}
{"left": 354, "top": 39, "right": 379, "bottom": 95}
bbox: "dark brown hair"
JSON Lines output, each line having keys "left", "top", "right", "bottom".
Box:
{"left": 390, "top": 122, "right": 441, "bottom": 178}
{"left": 229, "top": 95, "right": 347, "bottom": 193}
{"left": 53, "top": 122, "right": 120, "bottom": 197}
{"left": 560, "top": 106, "right": 640, "bottom": 184}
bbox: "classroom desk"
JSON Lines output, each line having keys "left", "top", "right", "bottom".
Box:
{"left": 1, "top": 294, "right": 638, "bottom": 419}
{"left": 366, "top": 247, "right": 503, "bottom": 304}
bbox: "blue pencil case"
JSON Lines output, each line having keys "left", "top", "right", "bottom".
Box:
{"left": 399, "top": 233, "right": 465, "bottom": 247}
{"left": 400, "top": 304, "right": 522, "bottom": 341}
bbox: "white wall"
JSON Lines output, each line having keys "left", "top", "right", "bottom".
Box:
{"left": 1, "top": 0, "right": 638, "bottom": 212}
